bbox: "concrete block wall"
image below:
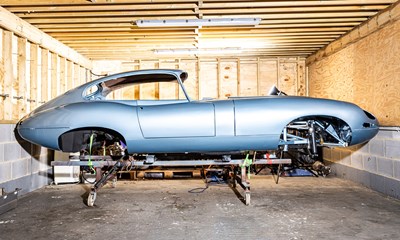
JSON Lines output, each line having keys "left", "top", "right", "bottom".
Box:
{"left": 0, "top": 123, "right": 52, "bottom": 195}
{"left": 324, "top": 129, "right": 400, "bottom": 199}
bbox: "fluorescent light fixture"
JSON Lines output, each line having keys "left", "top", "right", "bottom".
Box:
{"left": 154, "top": 48, "right": 242, "bottom": 55}
{"left": 136, "top": 18, "right": 261, "bottom": 27}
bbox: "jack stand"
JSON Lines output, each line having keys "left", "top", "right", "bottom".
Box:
{"left": 87, "top": 160, "right": 125, "bottom": 207}
{"left": 232, "top": 165, "right": 251, "bottom": 205}
{"left": 233, "top": 151, "right": 257, "bottom": 206}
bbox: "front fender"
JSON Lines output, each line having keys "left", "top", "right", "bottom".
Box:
{"left": 18, "top": 101, "right": 142, "bottom": 151}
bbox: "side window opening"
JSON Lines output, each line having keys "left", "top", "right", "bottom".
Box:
{"left": 102, "top": 73, "right": 186, "bottom": 101}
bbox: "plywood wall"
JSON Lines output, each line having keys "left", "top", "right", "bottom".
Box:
{"left": 94, "top": 57, "right": 306, "bottom": 101}
{"left": 308, "top": 19, "right": 400, "bottom": 126}
{"left": 0, "top": 28, "right": 91, "bottom": 122}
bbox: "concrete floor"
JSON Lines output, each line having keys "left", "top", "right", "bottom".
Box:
{"left": 1, "top": 176, "right": 400, "bottom": 240}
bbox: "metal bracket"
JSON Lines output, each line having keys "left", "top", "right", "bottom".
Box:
{"left": 314, "top": 121, "right": 347, "bottom": 147}
{"left": 27, "top": 99, "right": 36, "bottom": 103}
{"left": 1, "top": 188, "right": 21, "bottom": 215}
{"left": 13, "top": 96, "right": 24, "bottom": 100}
{"left": 144, "top": 155, "right": 156, "bottom": 164}
{"left": 222, "top": 155, "right": 231, "bottom": 162}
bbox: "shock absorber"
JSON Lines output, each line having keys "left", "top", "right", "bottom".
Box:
{"left": 308, "top": 120, "right": 318, "bottom": 157}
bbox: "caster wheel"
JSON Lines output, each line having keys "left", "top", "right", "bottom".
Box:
{"left": 87, "top": 191, "right": 97, "bottom": 207}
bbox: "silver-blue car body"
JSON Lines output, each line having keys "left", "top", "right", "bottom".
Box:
{"left": 17, "top": 69, "right": 379, "bottom": 155}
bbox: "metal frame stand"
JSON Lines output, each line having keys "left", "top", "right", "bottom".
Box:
{"left": 231, "top": 166, "right": 251, "bottom": 205}
{"left": 51, "top": 156, "right": 291, "bottom": 207}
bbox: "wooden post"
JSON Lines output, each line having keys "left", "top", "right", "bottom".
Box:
{"left": 197, "top": 58, "right": 201, "bottom": 100}
{"left": 73, "top": 63, "right": 79, "bottom": 88}
{"left": 237, "top": 58, "right": 241, "bottom": 97}
{"left": 217, "top": 58, "right": 221, "bottom": 99}
{"left": 276, "top": 57, "right": 280, "bottom": 88}
{"left": 40, "top": 48, "right": 49, "bottom": 104}
{"left": 155, "top": 60, "right": 160, "bottom": 100}
{"left": 50, "top": 52, "right": 58, "bottom": 99}
{"left": 17, "top": 37, "right": 27, "bottom": 119}
{"left": 137, "top": 60, "right": 142, "bottom": 100}
{"left": 66, "top": 60, "right": 73, "bottom": 90}
{"left": 176, "top": 59, "right": 181, "bottom": 99}
{"left": 86, "top": 69, "right": 91, "bottom": 83}
{"left": 297, "top": 57, "right": 306, "bottom": 96}
{"left": 79, "top": 65, "right": 85, "bottom": 85}
{"left": 29, "top": 43, "right": 38, "bottom": 111}
{"left": 59, "top": 57, "right": 66, "bottom": 94}
{"left": 256, "top": 57, "right": 260, "bottom": 96}
{"left": 2, "top": 30, "right": 13, "bottom": 120}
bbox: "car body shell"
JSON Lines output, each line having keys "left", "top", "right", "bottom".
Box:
{"left": 17, "top": 69, "right": 379, "bottom": 154}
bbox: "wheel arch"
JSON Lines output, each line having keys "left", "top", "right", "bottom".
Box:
{"left": 284, "top": 114, "right": 352, "bottom": 128}
{"left": 58, "top": 126, "right": 127, "bottom": 152}
{"left": 280, "top": 114, "right": 353, "bottom": 145}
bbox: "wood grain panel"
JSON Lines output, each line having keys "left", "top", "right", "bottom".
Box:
{"left": 59, "top": 57, "right": 66, "bottom": 94}
{"left": 2, "top": 31, "right": 13, "bottom": 120}
{"left": 239, "top": 62, "right": 257, "bottom": 97}
{"left": 278, "top": 61, "right": 297, "bottom": 96}
{"left": 93, "top": 57, "right": 305, "bottom": 102}
{"left": 66, "top": 60, "right": 73, "bottom": 91}
{"left": 308, "top": 19, "right": 400, "bottom": 126}
{"left": 120, "top": 62, "right": 137, "bottom": 100}
{"left": 29, "top": 43, "right": 38, "bottom": 111}
{"left": 199, "top": 61, "right": 218, "bottom": 100}
{"left": 16, "top": 37, "right": 26, "bottom": 119}
{"left": 159, "top": 60, "right": 179, "bottom": 100}
{"left": 354, "top": 19, "right": 400, "bottom": 124}
{"left": 73, "top": 63, "right": 79, "bottom": 89}
{"left": 180, "top": 59, "right": 198, "bottom": 100}
{"left": 79, "top": 66, "right": 86, "bottom": 85}
{"left": 219, "top": 60, "right": 238, "bottom": 99}
{"left": 309, "top": 47, "right": 355, "bottom": 102}
{"left": 50, "top": 52, "right": 58, "bottom": 99}
{"left": 297, "top": 60, "right": 306, "bottom": 96}
{"left": 40, "top": 48, "right": 48, "bottom": 104}
{"left": 0, "top": 29, "right": 3, "bottom": 119}
{"left": 139, "top": 60, "right": 157, "bottom": 100}
{"left": 259, "top": 59, "right": 278, "bottom": 96}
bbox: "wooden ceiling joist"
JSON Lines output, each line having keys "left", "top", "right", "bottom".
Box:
{"left": 0, "top": 6, "right": 91, "bottom": 67}
{"left": 11, "top": 5, "right": 388, "bottom": 17}
{"left": 2, "top": 0, "right": 396, "bottom": 7}
{"left": 1, "top": 0, "right": 395, "bottom": 60}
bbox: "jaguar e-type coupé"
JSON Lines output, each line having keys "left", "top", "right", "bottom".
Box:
{"left": 17, "top": 69, "right": 379, "bottom": 157}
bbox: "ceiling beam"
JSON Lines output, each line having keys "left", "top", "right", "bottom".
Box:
{"left": 2, "top": 0, "right": 395, "bottom": 60}
{"left": 2, "top": 0, "right": 396, "bottom": 7}
{"left": 0, "top": 6, "right": 91, "bottom": 68}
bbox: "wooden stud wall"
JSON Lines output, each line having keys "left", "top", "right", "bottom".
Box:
{"left": 0, "top": 27, "right": 91, "bottom": 123}
{"left": 94, "top": 57, "right": 306, "bottom": 101}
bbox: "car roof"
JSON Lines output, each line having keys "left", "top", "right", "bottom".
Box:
{"left": 91, "top": 69, "right": 188, "bottom": 85}
{"left": 82, "top": 69, "right": 189, "bottom": 99}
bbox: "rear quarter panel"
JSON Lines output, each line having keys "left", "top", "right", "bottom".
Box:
{"left": 234, "top": 96, "right": 366, "bottom": 136}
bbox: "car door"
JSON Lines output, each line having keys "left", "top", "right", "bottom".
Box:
{"left": 137, "top": 101, "right": 216, "bottom": 138}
